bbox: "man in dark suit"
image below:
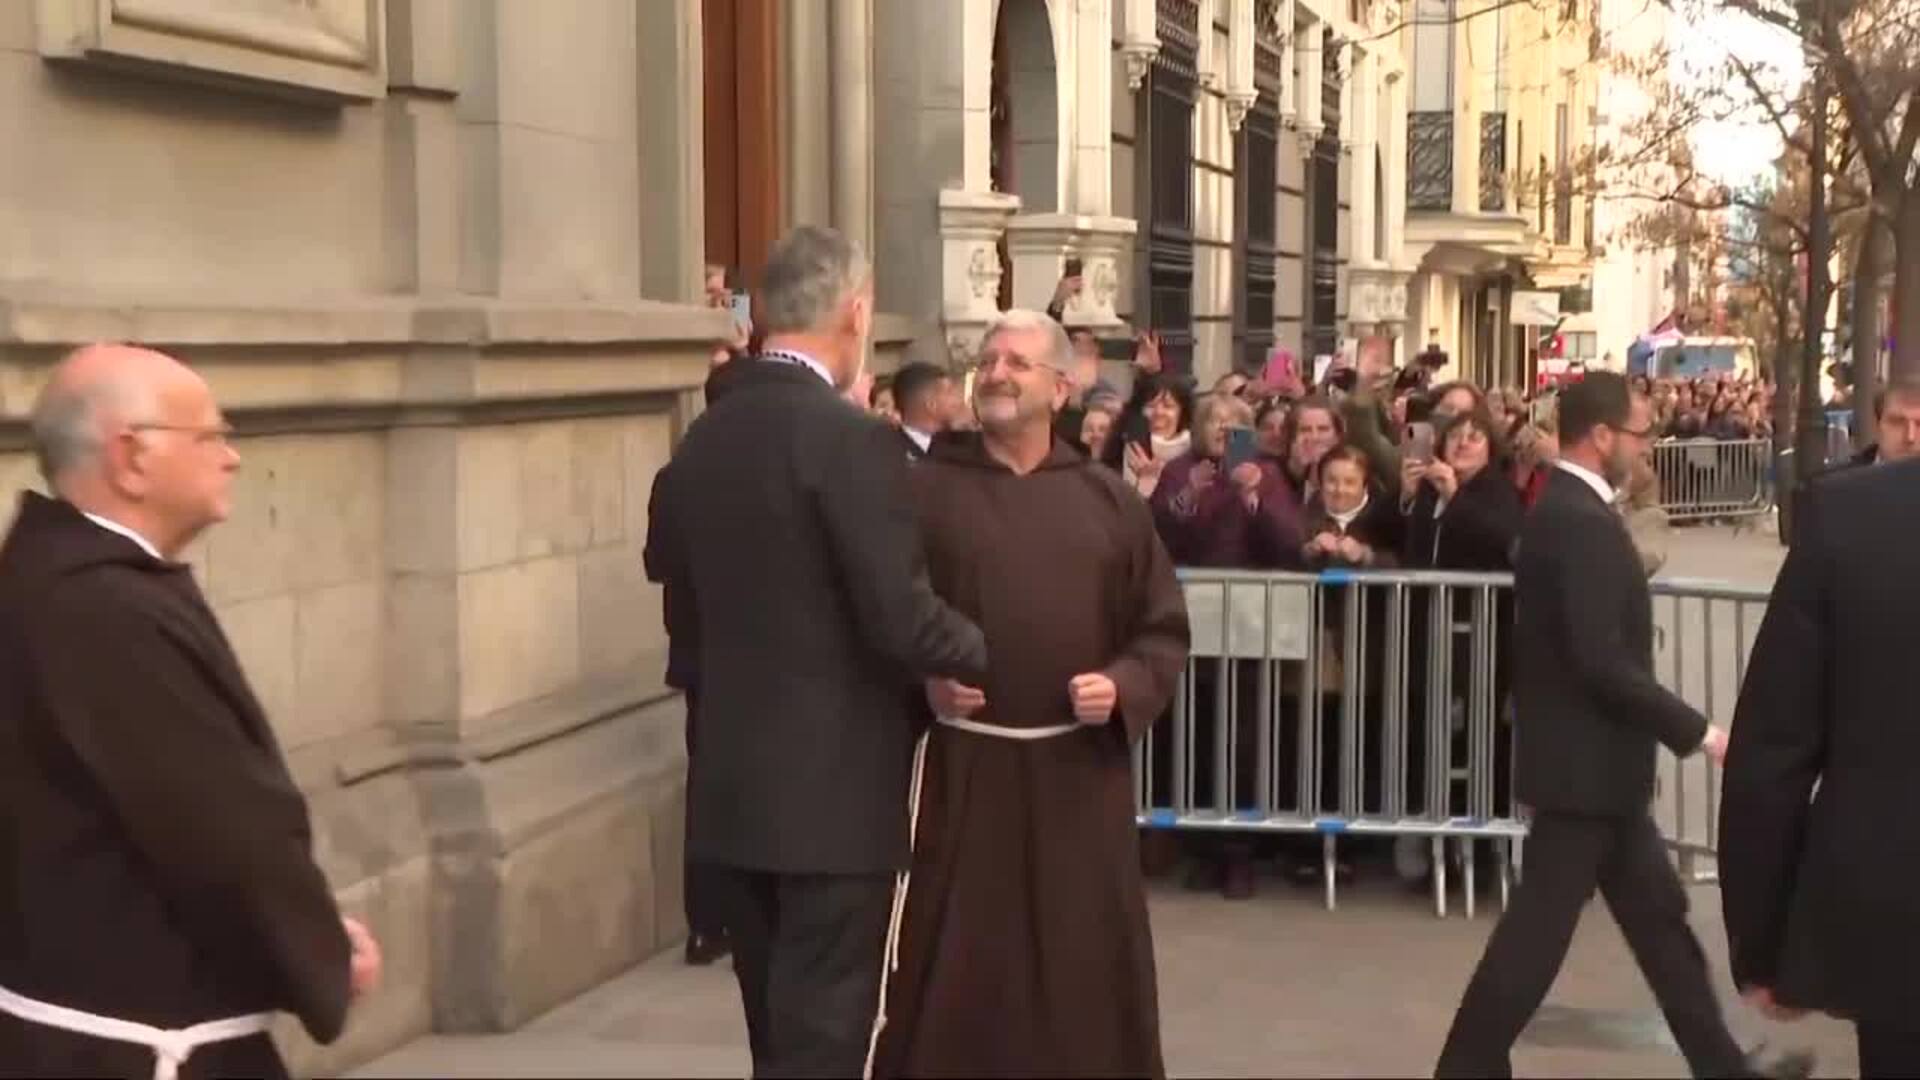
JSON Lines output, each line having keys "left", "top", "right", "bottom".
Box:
{"left": 891, "top": 361, "right": 956, "bottom": 463}
{"left": 1435, "top": 372, "right": 1786, "bottom": 1079}
{"left": 1721, "top": 455, "right": 1920, "bottom": 1078}
{"left": 646, "top": 225, "right": 988, "bottom": 1078}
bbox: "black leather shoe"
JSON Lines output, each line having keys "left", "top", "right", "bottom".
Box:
{"left": 683, "top": 931, "right": 731, "bottom": 966}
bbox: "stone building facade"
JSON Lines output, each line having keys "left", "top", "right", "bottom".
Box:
{"left": 0, "top": 0, "right": 1466, "bottom": 1073}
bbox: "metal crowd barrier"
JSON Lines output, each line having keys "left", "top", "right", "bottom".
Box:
{"left": 1652, "top": 438, "right": 1774, "bottom": 522}
{"left": 1137, "top": 568, "right": 1769, "bottom": 918}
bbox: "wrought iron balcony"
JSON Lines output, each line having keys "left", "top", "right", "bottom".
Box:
{"left": 1479, "top": 112, "right": 1507, "bottom": 212}
{"left": 1408, "top": 111, "right": 1453, "bottom": 211}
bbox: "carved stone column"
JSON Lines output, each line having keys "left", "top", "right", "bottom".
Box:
{"left": 1004, "top": 212, "right": 1139, "bottom": 328}
{"left": 1118, "top": 0, "right": 1161, "bottom": 91}
{"left": 938, "top": 188, "right": 1022, "bottom": 362}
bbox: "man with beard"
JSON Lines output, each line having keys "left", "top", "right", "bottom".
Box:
{"left": 868, "top": 309, "right": 1190, "bottom": 1079}
{"left": 1435, "top": 372, "right": 1803, "bottom": 1080}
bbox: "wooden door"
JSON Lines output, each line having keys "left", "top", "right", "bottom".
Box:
{"left": 703, "top": 0, "right": 783, "bottom": 286}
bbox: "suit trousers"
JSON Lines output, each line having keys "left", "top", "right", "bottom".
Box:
{"left": 710, "top": 866, "right": 895, "bottom": 1079}
{"left": 1435, "top": 812, "right": 1749, "bottom": 1079}
{"left": 1858, "top": 1024, "right": 1920, "bottom": 1079}
{"left": 681, "top": 689, "right": 726, "bottom": 939}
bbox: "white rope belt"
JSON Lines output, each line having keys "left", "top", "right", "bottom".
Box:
{"left": 861, "top": 715, "right": 1083, "bottom": 1079}
{"left": 932, "top": 715, "right": 1082, "bottom": 740}
{"left": 0, "top": 983, "right": 274, "bottom": 1080}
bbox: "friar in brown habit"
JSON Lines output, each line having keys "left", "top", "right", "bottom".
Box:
{"left": 0, "top": 344, "right": 381, "bottom": 1080}
{"left": 868, "top": 310, "right": 1190, "bottom": 1079}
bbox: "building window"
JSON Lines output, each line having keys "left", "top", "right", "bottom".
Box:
{"left": 1236, "top": 48, "right": 1281, "bottom": 373}
{"left": 1136, "top": 0, "right": 1199, "bottom": 371}
{"left": 1306, "top": 28, "right": 1342, "bottom": 361}
{"left": 1479, "top": 112, "right": 1507, "bottom": 212}
{"left": 702, "top": 0, "right": 783, "bottom": 286}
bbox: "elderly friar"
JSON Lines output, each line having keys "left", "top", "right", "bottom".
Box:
{"left": 0, "top": 344, "right": 379, "bottom": 1080}
{"left": 868, "top": 310, "right": 1191, "bottom": 1079}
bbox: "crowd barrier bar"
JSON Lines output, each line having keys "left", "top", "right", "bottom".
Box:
{"left": 1138, "top": 568, "right": 1768, "bottom": 916}
{"left": 1653, "top": 438, "right": 1774, "bottom": 522}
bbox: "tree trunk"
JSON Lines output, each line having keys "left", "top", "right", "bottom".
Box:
{"left": 1851, "top": 214, "right": 1888, "bottom": 448}
{"left": 1773, "top": 291, "right": 1799, "bottom": 545}
{"left": 1893, "top": 193, "right": 1920, "bottom": 381}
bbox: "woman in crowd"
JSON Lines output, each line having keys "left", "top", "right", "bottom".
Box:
{"left": 1401, "top": 407, "right": 1524, "bottom": 571}
{"left": 1150, "top": 395, "right": 1305, "bottom": 569}
{"left": 1277, "top": 396, "right": 1346, "bottom": 504}
{"left": 1254, "top": 399, "right": 1291, "bottom": 462}
{"left": 1396, "top": 406, "right": 1524, "bottom": 888}
{"left": 1295, "top": 444, "right": 1403, "bottom": 883}
{"left": 1077, "top": 398, "right": 1119, "bottom": 461}
{"left": 1510, "top": 414, "right": 1559, "bottom": 510}
{"left": 1102, "top": 371, "right": 1195, "bottom": 498}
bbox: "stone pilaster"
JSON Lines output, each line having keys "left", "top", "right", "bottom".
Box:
{"left": 938, "top": 187, "right": 1022, "bottom": 361}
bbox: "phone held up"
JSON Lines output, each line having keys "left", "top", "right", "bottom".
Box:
{"left": 727, "top": 289, "right": 753, "bottom": 335}
{"left": 1063, "top": 256, "right": 1084, "bottom": 279}
{"left": 1405, "top": 421, "right": 1436, "bottom": 465}
{"left": 1223, "top": 427, "right": 1259, "bottom": 473}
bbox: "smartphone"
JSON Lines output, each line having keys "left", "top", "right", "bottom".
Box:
{"left": 727, "top": 289, "right": 753, "bottom": 334}
{"left": 1063, "top": 256, "right": 1084, "bottom": 278}
{"left": 1223, "top": 427, "right": 1259, "bottom": 472}
{"left": 1406, "top": 421, "right": 1436, "bottom": 464}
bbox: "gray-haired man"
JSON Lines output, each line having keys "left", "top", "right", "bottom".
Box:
{"left": 645, "top": 226, "right": 987, "bottom": 1077}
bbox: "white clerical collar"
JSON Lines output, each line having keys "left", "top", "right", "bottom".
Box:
{"left": 760, "top": 348, "right": 835, "bottom": 388}
{"left": 1555, "top": 459, "right": 1617, "bottom": 507}
{"left": 81, "top": 511, "right": 164, "bottom": 561}
{"left": 904, "top": 426, "right": 934, "bottom": 453}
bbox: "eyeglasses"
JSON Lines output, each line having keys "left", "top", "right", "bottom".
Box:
{"left": 971, "top": 354, "right": 1059, "bottom": 378}
{"left": 127, "top": 422, "right": 235, "bottom": 446}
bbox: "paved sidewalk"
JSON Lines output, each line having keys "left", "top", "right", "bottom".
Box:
{"left": 356, "top": 872, "right": 1855, "bottom": 1078}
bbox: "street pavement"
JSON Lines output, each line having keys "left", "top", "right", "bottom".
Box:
{"left": 356, "top": 527, "right": 1836, "bottom": 1079}
{"left": 355, "top": 874, "right": 1856, "bottom": 1078}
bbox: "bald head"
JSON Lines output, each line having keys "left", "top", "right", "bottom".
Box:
{"left": 30, "top": 344, "right": 199, "bottom": 487}
{"left": 28, "top": 344, "right": 238, "bottom": 557}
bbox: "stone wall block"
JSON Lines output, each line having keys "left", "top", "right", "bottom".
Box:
{"left": 570, "top": 417, "right": 628, "bottom": 549}
{"left": 204, "top": 436, "right": 299, "bottom": 606}
{"left": 620, "top": 415, "right": 674, "bottom": 552}
{"left": 577, "top": 545, "right": 655, "bottom": 680}
{"left": 215, "top": 592, "right": 299, "bottom": 739}
{"left": 286, "top": 434, "right": 387, "bottom": 593}
{"left": 454, "top": 425, "right": 525, "bottom": 573}
{"left": 293, "top": 581, "right": 387, "bottom": 750}
{"left": 495, "top": 788, "right": 657, "bottom": 1028}
{"left": 516, "top": 421, "right": 583, "bottom": 558}
{"left": 386, "top": 572, "right": 460, "bottom": 729}
{"left": 647, "top": 765, "right": 689, "bottom": 948}
{"left": 456, "top": 557, "right": 581, "bottom": 722}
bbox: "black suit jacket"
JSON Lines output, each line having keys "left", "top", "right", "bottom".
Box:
{"left": 1511, "top": 468, "right": 1707, "bottom": 817}
{"left": 645, "top": 359, "right": 987, "bottom": 876}
{"left": 1721, "top": 458, "right": 1920, "bottom": 1024}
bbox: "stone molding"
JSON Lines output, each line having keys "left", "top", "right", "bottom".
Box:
{"left": 34, "top": 0, "right": 389, "bottom": 103}
{"left": 1002, "top": 213, "right": 1139, "bottom": 329}
{"left": 1346, "top": 265, "right": 1413, "bottom": 329}
{"left": 937, "top": 188, "right": 1021, "bottom": 359}
{"left": 0, "top": 291, "right": 729, "bottom": 349}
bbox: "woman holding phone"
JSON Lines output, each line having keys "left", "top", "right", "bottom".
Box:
{"left": 1101, "top": 370, "right": 1195, "bottom": 498}
{"left": 1149, "top": 395, "right": 1305, "bottom": 569}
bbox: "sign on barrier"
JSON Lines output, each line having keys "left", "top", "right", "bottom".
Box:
{"left": 1183, "top": 578, "right": 1313, "bottom": 660}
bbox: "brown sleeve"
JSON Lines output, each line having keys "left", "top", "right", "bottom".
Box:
{"left": 35, "top": 591, "right": 352, "bottom": 1044}
{"left": 1103, "top": 495, "right": 1193, "bottom": 743}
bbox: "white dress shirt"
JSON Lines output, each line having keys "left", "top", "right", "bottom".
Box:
{"left": 81, "top": 511, "right": 164, "bottom": 561}
{"left": 1554, "top": 458, "right": 1618, "bottom": 507}
{"left": 903, "top": 426, "right": 934, "bottom": 454}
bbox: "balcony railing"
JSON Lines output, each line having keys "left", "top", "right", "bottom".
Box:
{"left": 1408, "top": 111, "right": 1453, "bottom": 211}
{"left": 1479, "top": 112, "right": 1507, "bottom": 212}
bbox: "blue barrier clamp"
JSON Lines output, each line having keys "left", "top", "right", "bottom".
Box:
{"left": 1319, "top": 568, "right": 1357, "bottom": 586}
{"left": 1313, "top": 818, "right": 1349, "bottom": 834}
{"left": 1144, "top": 809, "right": 1178, "bottom": 829}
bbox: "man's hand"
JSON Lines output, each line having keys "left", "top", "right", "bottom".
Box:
{"left": 927, "top": 678, "right": 986, "bottom": 718}
{"left": 1068, "top": 673, "right": 1118, "bottom": 726}
{"left": 1701, "top": 724, "right": 1730, "bottom": 765}
{"left": 1052, "top": 273, "right": 1085, "bottom": 309}
{"left": 1336, "top": 535, "right": 1371, "bottom": 564}
{"left": 344, "top": 916, "right": 383, "bottom": 1000}
{"left": 1741, "top": 985, "right": 1806, "bottom": 1022}
{"left": 1229, "top": 462, "right": 1264, "bottom": 494}
{"left": 1427, "top": 461, "right": 1460, "bottom": 501}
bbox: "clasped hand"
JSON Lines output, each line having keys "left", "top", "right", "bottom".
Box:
{"left": 924, "top": 672, "right": 1118, "bottom": 726}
